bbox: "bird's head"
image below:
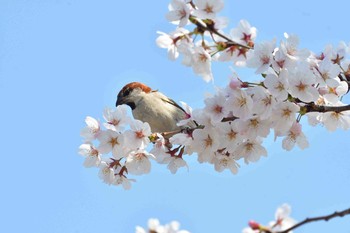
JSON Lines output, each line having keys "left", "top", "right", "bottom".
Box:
{"left": 116, "top": 82, "right": 152, "bottom": 110}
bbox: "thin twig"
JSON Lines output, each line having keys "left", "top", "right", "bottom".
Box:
{"left": 275, "top": 207, "right": 350, "bottom": 233}
{"left": 189, "top": 16, "right": 252, "bottom": 50}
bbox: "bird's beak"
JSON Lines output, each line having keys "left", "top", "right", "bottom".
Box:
{"left": 116, "top": 97, "right": 123, "bottom": 106}
{"left": 116, "top": 96, "right": 136, "bottom": 110}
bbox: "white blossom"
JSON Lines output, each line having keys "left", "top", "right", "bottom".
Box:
{"left": 150, "top": 134, "right": 171, "bottom": 163}
{"left": 191, "top": 46, "right": 213, "bottom": 82}
{"left": 166, "top": 0, "right": 192, "bottom": 27}
{"left": 204, "top": 92, "right": 229, "bottom": 123}
{"left": 114, "top": 175, "right": 135, "bottom": 190}
{"left": 236, "top": 117, "right": 271, "bottom": 140}
{"left": 269, "top": 203, "right": 297, "bottom": 232}
{"left": 249, "top": 86, "right": 276, "bottom": 119}
{"left": 280, "top": 33, "right": 310, "bottom": 62}
{"left": 234, "top": 139, "right": 267, "bottom": 164}
{"left": 123, "top": 120, "right": 152, "bottom": 150}
{"left": 314, "top": 58, "right": 341, "bottom": 87}
{"left": 213, "top": 154, "right": 239, "bottom": 174}
{"left": 230, "top": 19, "right": 257, "bottom": 46}
{"left": 156, "top": 28, "right": 191, "bottom": 60}
{"left": 97, "top": 130, "right": 125, "bottom": 159}
{"left": 217, "top": 121, "right": 242, "bottom": 153}
{"left": 272, "top": 102, "right": 300, "bottom": 134}
{"left": 103, "top": 105, "right": 130, "bottom": 132}
{"left": 192, "top": 0, "right": 224, "bottom": 20}
{"left": 322, "top": 78, "right": 348, "bottom": 104}
{"left": 282, "top": 122, "right": 309, "bottom": 151}
{"left": 288, "top": 64, "right": 319, "bottom": 103}
{"left": 177, "top": 101, "right": 194, "bottom": 126}
{"left": 227, "top": 89, "right": 253, "bottom": 120}
{"left": 166, "top": 157, "right": 188, "bottom": 174}
{"left": 323, "top": 41, "right": 348, "bottom": 64}
{"left": 125, "top": 150, "right": 153, "bottom": 175}
{"left": 78, "top": 143, "right": 101, "bottom": 167}
{"left": 80, "top": 116, "right": 100, "bottom": 142}
{"left": 192, "top": 127, "right": 220, "bottom": 163}
{"left": 264, "top": 69, "right": 289, "bottom": 101}
{"left": 98, "top": 161, "right": 115, "bottom": 185}
{"left": 246, "top": 40, "right": 276, "bottom": 74}
{"left": 322, "top": 110, "right": 350, "bottom": 131}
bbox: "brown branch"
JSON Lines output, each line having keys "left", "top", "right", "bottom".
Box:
{"left": 305, "top": 103, "right": 350, "bottom": 113}
{"left": 274, "top": 207, "right": 350, "bottom": 233}
{"left": 189, "top": 16, "right": 252, "bottom": 50}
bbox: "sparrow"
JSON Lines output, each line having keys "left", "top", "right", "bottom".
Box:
{"left": 116, "top": 82, "right": 194, "bottom": 133}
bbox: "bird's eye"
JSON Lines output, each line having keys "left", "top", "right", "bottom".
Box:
{"left": 123, "top": 88, "right": 130, "bottom": 97}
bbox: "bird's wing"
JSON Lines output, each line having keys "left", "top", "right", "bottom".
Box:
{"left": 159, "top": 93, "right": 199, "bottom": 127}
{"left": 160, "top": 96, "right": 187, "bottom": 114}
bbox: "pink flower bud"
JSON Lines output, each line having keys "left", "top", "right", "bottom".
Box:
{"left": 248, "top": 220, "right": 260, "bottom": 230}
{"left": 229, "top": 78, "right": 242, "bottom": 89}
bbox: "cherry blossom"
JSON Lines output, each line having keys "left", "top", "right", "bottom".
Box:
{"left": 204, "top": 92, "right": 229, "bottom": 123}
{"left": 166, "top": 0, "right": 192, "bottom": 27}
{"left": 234, "top": 139, "right": 267, "bottom": 164}
{"left": 123, "top": 120, "right": 152, "bottom": 150}
{"left": 281, "top": 122, "right": 309, "bottom": 151}
{"left": 125, "top": 150, "right": 153, "bottom": 175}
{"left": 236, "top": 117, "right": 271, "bottom": 140}
{"left": 190, "top": 46, "right": 213, "bottom": 82}
{"left": 217, "top": 121, "right": 242, "bottom": 152}
{"left": 213, "top": 153, "right": 239, "bottom": 174}
{"left": 156, "top": 28, "right": 192, "bottom": 60}
{"left": 272, "top": 102, "right": 300, "bottom": 134}
{"left": 114, "top": 174, "right": 135, "bottom": 190}
{"left": 249, "top": 86, "right": 276, "bottom": 119}
{"left": 322, "top": 110, "right": 350, "bottom": 131}
{"left": 227, "top": 89, "right": 253, "bottom": 120}
{"left": 177, "top": 101, "right": 194, "bottom": 127}
{"left": 246, "top": 40, "right": 276, "bottom": 74}
{"left": 97, "top": 130, "right": 125, "bottom": 159}
{"left": 103, "top": 105, "right": 130, "bottom": 132}
{"left": 192, "top": 0, "right": 224, "bottom": 20}
{"left": 98, "top": 161, "right": 115, "bottom": 185}
{"left": 269, "top": 203, "right": 296, "bottom": 232}
{"left": 192, "top": 127, "right": 220, "bottom": 163}
{"left": 287, "top": 64, "right": 319, "bottom": 103}
{"left": 230, "top": 19, "right": 257, "bottom": 46}
{"left": 166, "top": 157, "right": 188, "bottom": 174}
{"left": 136, "top": 219, "right": 190, "bottom": 233}
{"left": 78, "top": 143, "right": 101, "bottom": 168}
{"left": 314, "top": 58, "right": 341, "bottom": 87}
{"left": 80, "top": 116, "right": 100, "bottom": 142}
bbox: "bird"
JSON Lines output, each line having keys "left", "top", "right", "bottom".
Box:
{"left": 116, "top": 82, "right": 194, "bottom": 134}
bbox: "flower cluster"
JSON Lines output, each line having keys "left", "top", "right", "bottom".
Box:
{"left": 134, "top": 204, "right": 294, "bottom": 233}
{"left": 79, "top": 106, "right": 153, "bottom": 190}
{"left": 79, "top": 105, "right": 193, "bottom": 189}
{"left": 79, "top": 0, "right": 350, "bottom": 189}
{"left": 155, "top": 0, "right": 350, "bottom": 171}
{"left": 136, "top": 218, "right": 190, "bottom": 233}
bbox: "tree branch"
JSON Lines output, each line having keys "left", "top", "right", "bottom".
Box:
{"left": 275, "top": 207, "right": 350, "bottom": 233}
{"left": 189, "top": 16, "right": 252, "bottom": 50}
{"left": 305, "top": 103, "right": 350, "bottom": 113}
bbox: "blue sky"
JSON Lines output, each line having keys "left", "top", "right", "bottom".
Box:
{"left": 1, "top": 0, "right": 350, "bottom": 233}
